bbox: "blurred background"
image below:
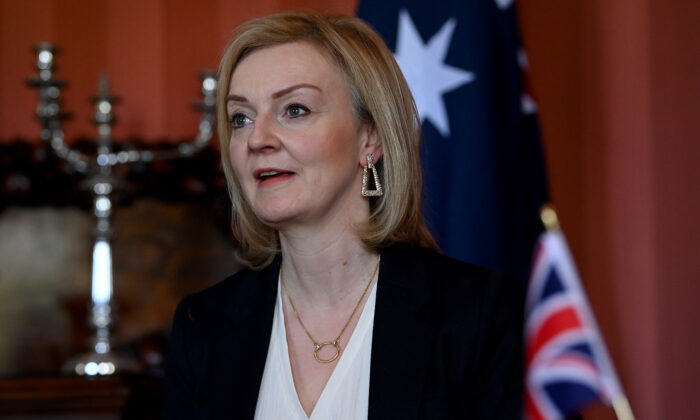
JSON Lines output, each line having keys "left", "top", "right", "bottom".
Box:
{"left": 0, "top": 0, "right": 697, "bottom": 419}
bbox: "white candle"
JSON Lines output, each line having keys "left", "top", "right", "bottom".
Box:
{"left": 91, "top": 240, "right": 113, "bottom": 304}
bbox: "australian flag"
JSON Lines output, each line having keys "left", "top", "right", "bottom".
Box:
{"left": 358, "top": 0, "right": 548, "bottom": 283}
{"left": 357, "top": 2, "right": 631, "bottom": 418}
{"left": 525, "top": 229, "right": 627, "bottom": 419}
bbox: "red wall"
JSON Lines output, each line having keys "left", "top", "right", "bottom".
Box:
{"left": 2, "top": 1, "right": 699, "bottom": 418}
{"left": 0, "top": 0, "right": 354, "bottom": 141}
{"left": 520, "top": 0, "right": 700, "bottom": 418}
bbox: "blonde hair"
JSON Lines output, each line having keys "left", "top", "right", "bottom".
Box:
{"left": 217, "top": 12, "right": 437, "bottom": 268}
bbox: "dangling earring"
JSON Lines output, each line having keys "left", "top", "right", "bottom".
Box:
{"left": 361, "top": 153, "right": 383, "bottom": 197}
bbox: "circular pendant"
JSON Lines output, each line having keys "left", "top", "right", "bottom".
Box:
{"left": 314, "top": 341, "right": 341, "bottom": 363}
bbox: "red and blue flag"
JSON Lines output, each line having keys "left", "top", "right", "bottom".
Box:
{"left": 525, "top": 229, "right": 626, "bottom": 419}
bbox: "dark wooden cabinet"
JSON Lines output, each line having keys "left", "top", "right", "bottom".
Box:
{"left": 0, "top": 376, "right": 163, "bottom": 419}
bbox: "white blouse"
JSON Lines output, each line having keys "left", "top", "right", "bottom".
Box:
{"left": 254, "top": 274, "right": 379, "bottom": 420}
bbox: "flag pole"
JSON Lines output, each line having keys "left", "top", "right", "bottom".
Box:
{"left": 612, "top": 395, "right": 636, "bottom": 420}
{"left": 539, "top": 204, "right": 636, "bottom": 420}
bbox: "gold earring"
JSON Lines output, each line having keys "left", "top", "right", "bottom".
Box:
{"left": 361, "top": 153, "right": 383, "bottom": 197}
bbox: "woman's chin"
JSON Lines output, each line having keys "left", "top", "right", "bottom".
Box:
{"left": 253, "top": 207, "right": 299, "bottom": 228}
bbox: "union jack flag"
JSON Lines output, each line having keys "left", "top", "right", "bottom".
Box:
{"left": 525, "top": 229, "right": 625, "bottom": 419}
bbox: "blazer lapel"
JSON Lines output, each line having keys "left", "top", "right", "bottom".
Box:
{"left": 369, "top": 245, "right": 434, "bottom": 420}
{"left": 222, "top": 257, "right": 280, "bottom": 419}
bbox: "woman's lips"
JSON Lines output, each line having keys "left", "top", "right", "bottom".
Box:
{"left": 254, "top": 168, "right": 295, "bottom": 187}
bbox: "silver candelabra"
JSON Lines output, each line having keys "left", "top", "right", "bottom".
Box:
{"left": 27, "top": 42, "right": 217, "bottom": 376}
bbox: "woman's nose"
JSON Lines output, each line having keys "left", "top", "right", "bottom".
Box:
{"left": 247, "top": 114, "right": 281, "bottom": 153}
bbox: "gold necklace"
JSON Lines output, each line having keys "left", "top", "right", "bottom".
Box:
{"left": 280, "top": 255, "right": 381, "bottom": 363}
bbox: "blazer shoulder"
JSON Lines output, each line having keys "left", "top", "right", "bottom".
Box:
{"left": 410, "top": 245, "right": 515, "bottom": 291}
{"left": 177, "top": 259, "right": 279, "bottom": 324}
{"left": 420, "top": 247, "right": 496, "bottom": 281}
{"left": 410, "top": 245, "right": 524, "bottom": 322}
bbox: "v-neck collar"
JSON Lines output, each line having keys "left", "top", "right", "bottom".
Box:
{"left": 220, "top": 244, "right": 435, "bottom": 420}
{"left": 275, "top": 274, "right": 379, "bottom": 419}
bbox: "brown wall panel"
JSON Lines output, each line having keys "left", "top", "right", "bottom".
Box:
{"left": 1, "top": 0, "right": 357, "bottom": 143}
{"left": 521, "top": 0, "right": 700, "bottom": 418}
{"left": 163, "top": 0, "right": 220, "bottom": 140}
{"left": 650, "top": 0, "right": 700, "bottom": 417}
{"left": 106, "top": 0, "right": 167, "bottom": 140}
{"left": 54, "top": 0, "right": 108, "bottom": 140}
{"left": 592, "top": 0, "right": 661, "bottom": 417}
{"left": 0, "top": 0, "right": 55, "bottom": 141}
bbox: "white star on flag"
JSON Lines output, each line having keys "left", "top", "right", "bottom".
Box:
{"left": 495, "top": 0, "right": 514, "bottom": 10}
{"left": 393, "top": 9, "right": 475, "bottom": 138}
{"left": 517, "top": 48, "right": 538, "bottom": 114}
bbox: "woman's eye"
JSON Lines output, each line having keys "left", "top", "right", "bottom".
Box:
{"left": 230, "top": 114, "right": 251, "bottom": 129}
{"left": 286, "top": 104, "right": 309, "bottom": 118}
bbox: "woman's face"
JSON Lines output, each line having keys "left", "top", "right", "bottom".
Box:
{"left": 227, "top": 41, "right": 378, "bottom": 229}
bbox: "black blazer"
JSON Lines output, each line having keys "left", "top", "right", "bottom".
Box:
{"left": 164, "top": 243, "right": 524, "bottom": 419}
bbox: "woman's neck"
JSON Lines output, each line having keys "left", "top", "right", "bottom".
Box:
{"left": 278, "top": 223, "right": 379, "bottom": 310}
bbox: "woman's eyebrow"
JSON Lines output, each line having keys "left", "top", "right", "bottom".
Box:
{"left": 271, "top": 83, "right": 321, "bottom": 99}
{"left": 226, "top": 94, "right": 248, "bottom": 103}
{"left": 226, "top": 83, "right": 321, "bottom": 104}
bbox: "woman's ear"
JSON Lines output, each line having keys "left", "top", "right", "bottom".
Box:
{"left": 358, "top": 123, "right": 382, "bottom": 166}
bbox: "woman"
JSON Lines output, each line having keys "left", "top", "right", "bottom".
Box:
{"left": 164, "top": 12, "right": 523, "bottom": 419}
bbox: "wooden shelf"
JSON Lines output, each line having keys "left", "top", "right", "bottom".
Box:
{"left": 0, "top": 376, "right": 163, "bottom": 419}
